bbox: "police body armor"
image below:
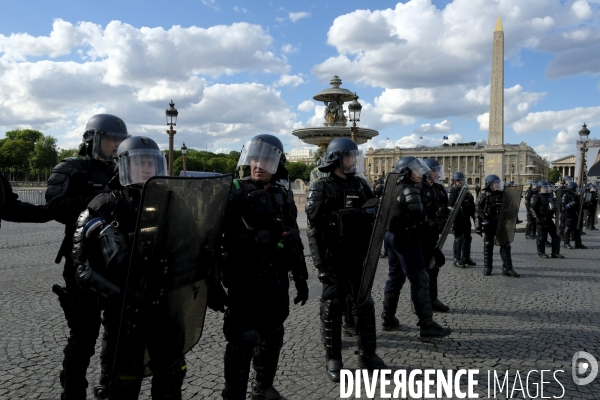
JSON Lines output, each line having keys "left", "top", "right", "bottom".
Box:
{"left": 421, "top": 181, "right": 449, "bottom": 233}
{"left": 224, "top": 177, "right": 306, "bottom": 283}
{"left": 481, "top": 191, "right": 504, "bottom": 223}
{"left": 387, "top": 181, "right": 426, "bottom": 238}
{"left": 562, "top": 191, "right": 579, "bottom": 220}
{"left": 530, "top": 192, "right": 556, "bottom": 222}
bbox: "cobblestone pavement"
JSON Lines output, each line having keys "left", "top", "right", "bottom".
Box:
{"left": 1, "top": 221, "right": 599, "bottom": 399}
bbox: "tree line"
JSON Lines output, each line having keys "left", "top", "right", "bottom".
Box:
{"left": 0, "top": 130, "right": 316, "bottom": 183}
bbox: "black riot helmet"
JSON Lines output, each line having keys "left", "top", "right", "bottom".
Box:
{"left": 237, "top": 134, "right": 288, "bottom": 180}
{"left": 452, "top": 171, "right": 466, "bottom": 185}
{"left": 422, "top": 158, "right": 445, "bottom": 182}
{"left": 586, "top": 182, "right": 597, "bottom": 192}
{"left": 537, "top": 181, "right": 550, "bottom": 194}
{"left": 566, "top": 181, "right": 578, "bottom": 193}
{"left": 529, "top": 181, "right": 538, "bottom": 190}
{"left": 561, "top": 176, "right": 573, "bottom": 185}
{"left": 318, "top": 138, "right": 363, "bottom": 175}
{"left": 79, "top": 114, "right": 131, "bottom": 161}
{"left": 484, "top": 174, "right": 504, "bottom": 191}
{"left": 395, "top": 156, "right": 431, "bottom": 182}
{"left": 116, "top": 136, "right": 167, "bottom": 186}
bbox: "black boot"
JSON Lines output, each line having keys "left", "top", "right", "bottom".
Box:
{"left": 551, "top": 237, "right": 564, "bottom": 258}
{"left": 428, "top": 266, "right": 449, "bottom": 312}
{"left": 223, "top": 332, "right": 256, "bottom": 400}
{"left": 453, "top": 237, "right": 464, "bottom": 267}
{"left": 537, "top": 241, "right": 549, "bottom": 258}
{"left": 563, "top": 231, "right": 572, "bottom": 249}
{"left": 500, "top": 246, "right": 520, "bottom": 278}
{"left": 251, "top": 327, "right": 284, "bottom": 400}
{"left": 356, "top": 298, "right": 386, "bottom": 370}
{"left": 320, "top": 300, "right": 343, "bottom": 382}
{"left": 483, "top": 241, "right": 493, "bottom": 276}
{"left": 413, "top": 270, "right": 451, "bottom": 339}
{"left": 461, "top": 235, "right": 476, "bottom": 265}
{"left": 93, "top": 374, "right": 109, "bottom": 400}
{"left": 381, "top": 292, "right": 400, "bottom": 331}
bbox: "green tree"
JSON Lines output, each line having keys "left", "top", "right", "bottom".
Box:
{"left": 31, "top": 136, "right": 59, "bottom": 182}
{"left": 548, "top": 167, "right": 560, "bottom": 184}
{"left": 0, "top": 139, "right": 32, "bottom": 180}
{"left": 58, "top": 147, "right": 82, "bottom": 161}
{"left": 5, "top": 129, "right": 43, "bottom": 143}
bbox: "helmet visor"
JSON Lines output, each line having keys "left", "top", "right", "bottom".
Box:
{"left": 531, "top": 181, "right": 537, "bottom": 189}
{"left": 237, "top": 140, "right": 282, "bottom": 175}
{"left": 408, "top": 158, "right": 431, "bottom": 179}
{"left": 339, "top": 149, "right": 364, "bottom": 175}
{"left": 427, "top": 165, "right": 445, "bottom": 182}
{"left": 563, "top": 176, "right": 573, "bottom": 183}
{"left": 118, "top": 149, "right": 167, "bottom": 186}
{"left": 539, "top": 184, "right": 550, "bottom": 193}
{"left": 589, "top": 184, "right": 597, "bottom": 192}
{"left": 93, "top": 131, "right": 131, "bottom": 161}
{"left": 490, "top": 179, "right": 504, "bottom": 191}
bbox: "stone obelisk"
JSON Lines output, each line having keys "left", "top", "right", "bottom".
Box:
{"left": 485, "top": 15, "right": 505, "bottom": 178}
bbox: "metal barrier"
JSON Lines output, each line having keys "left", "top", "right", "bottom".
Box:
{"left": 13, "top": 189, "right": 47, "bottom": 205}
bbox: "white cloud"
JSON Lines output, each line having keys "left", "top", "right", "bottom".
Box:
{"left": 289, "top": 12, "right": 310, "bottom": 23}
{"left": 274, "top": 74, "right": 305, "bottom": 87}
{"left": 281, "top": 43, "right": 298, "bottom": 54}
{"left": 201, "top": 0, "right": 220, "bottom": 11}
{"left": 297, "top": 100, "right": 315, "bottom": 112}
{"left": 475, "top": 85, "right": 546, "bottom": 131}
{"left": 571, "top": 0, "right": 592, "bottom": 19}
{"left": 233, "top": 6, "right": 248, "bottom": 13}
{"left": 413, "top": 120, "right": 453, "bottom": 134}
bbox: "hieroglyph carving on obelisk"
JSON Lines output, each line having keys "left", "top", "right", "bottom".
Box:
{"left": 488, "top": 15, "right": 504, "bottom": 146}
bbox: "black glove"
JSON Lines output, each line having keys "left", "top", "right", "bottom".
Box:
{"left": 207, "top": 281, "right": 228, "bottom": 312}
{"left": 317, "top": 266, "right": 335, "bottom": 284}
{"left": 433, "top": 248, "right": 446, "bottom": 267}
{"left": 293, "top": 279, "right": 309, "bottom": 306}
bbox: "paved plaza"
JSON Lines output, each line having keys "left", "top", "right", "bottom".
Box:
{"left": 1, "top": 220, "right": 599, "bottom": 399}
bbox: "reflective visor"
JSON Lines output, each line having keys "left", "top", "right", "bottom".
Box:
{"left": 408, "top": 158, "right": 431, "bottom": 178}
{"left": 427, "top": 165, "right": 445, "bottom": 182}
{"left": 340, "top": 149, "right": 364, "bottom": 174}
{"left": 92, "top": 131, "right": 131, "bottom": 161}
{"left": 491, "top": 179, "right": 505, "bottom": 191}
{"left": 237, "top": 140, "right": 282, "bottom": 175}
{"left": 118, "top": 149, "right": 167, "bottom": 186}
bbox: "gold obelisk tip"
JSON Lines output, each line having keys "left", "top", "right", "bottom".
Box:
{"left": 494, "top": 15, "right": 503, "bottom": 32}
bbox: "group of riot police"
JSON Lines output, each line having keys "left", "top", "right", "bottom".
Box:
{"left": 524, "top": 175, "right": 598, "bottom": 259}
{"left": 2, "top": 112, "right": 598, "bottom": 399}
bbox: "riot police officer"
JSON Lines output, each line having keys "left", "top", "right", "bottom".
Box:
{"left": 530, "top": 181, "right": 564, "bottom": 259}
{"left": 380, "top": 156, "right": 451, "bottom": 338}
{"left": 524, "top": 181, "right": 538, "bottom": 239}
{"left": 306, "top": 138, "right": 385, "bottom": 382}
{"left": 421, "top": 158, "right": 450, "bottom": 312}
{"left": 220, "top": 134, "right": 308, "bottom": 400}
{"left": 46, "top": 114, "right": 130, "bottom": 399}
{"left": 1, "top": 172, "right": 51, "bottom": 226}
{"left": 584, "top": 183, "right": 598, "bottom": 230}
{"left": 71, "top": 136, "right": 195, "bottom": 398}
{"left": 475, "top": 175, "right": 520, "bottom": 277}
{"left": 448, "top": 172, "right": 476, "bottom": 268}
{"left": 561, "top": 182, "right": 587, "bottom": 249}
{"left": 558, "top": 176, "right": 573, "bottom": 237}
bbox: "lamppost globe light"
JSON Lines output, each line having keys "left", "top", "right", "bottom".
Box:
{"left": 181, "top": 142, "right": 188, "bottom": 177}
{"left": 579, "top": 123, "right": 590, "bottom": 144}
{"left": 166, "top": 100, "right": 178, "bottom": 126}
{"left": 181, "top": 142, "right": 187, "bottom": 155}
{"left": 165, "top": 100, "right": 179, "bottom": 176}
{"left": 348, "top": 94, "right": 362, "bottom": 122}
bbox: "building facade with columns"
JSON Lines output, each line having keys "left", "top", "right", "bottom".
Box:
{"left": 549, "top": 154, "right": 576, "bottom": 179}
{"left": 365, "top": 141, "right": 548, "bottom": 186}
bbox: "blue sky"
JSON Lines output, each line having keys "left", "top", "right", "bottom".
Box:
{"left": 1, "top": 0, "right": 599, "bottom": 161}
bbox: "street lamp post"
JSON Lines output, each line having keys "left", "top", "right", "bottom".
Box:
{"left": 165, "top": 100, "right": 178, "bottom": 176}
{"left": 348, "top": 94, "right": 362, "bottom": 143}
{"left": 577, "top": 123, "right": 590, "bottom": 186}
{"left": 511, "top": 164, "right": 515, "bottom": 183}
{"left": 181, "top": 142, "right": 188, "bottom": 177}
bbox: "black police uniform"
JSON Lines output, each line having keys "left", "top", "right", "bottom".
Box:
{"left": 0, "top": 172, "right": 51, "bottom": 226}
{"left": 221, "top": 177, "right": 308, "bottom": 400}
{"left": 381, "top": 170, "right": 450, "bottom": 338}
{"left": 46, "top": 155, "right": 116, "bottom": 399}
{"left": 524, "top": 186, "right": 537, "bottom": 239}
{"left": 530, "top": 190, "right": 563, "bottom": 258}
{"left": 448, "top": 184, "right": 476, "bottom": 267}
{"left": 420, "top": 177, "right": 450, "bottom": 311}
{"left": 561, "top": 185, "right": 586, "bottom": 249}
{"left": 475, "top": 187, "right": 519, "bottom": 277}
{"left": 584, "top": 188, "right": 598, "bottom": 230}
{"left": 306, "top": 173, "right": 383, "bottom": 380}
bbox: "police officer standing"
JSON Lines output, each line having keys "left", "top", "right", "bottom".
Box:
{"left": 220, "top": 134, "right": 308, "bottom": 400}
{"left": 1, "top": 172, "right": 52, "bottom": 226}
{"left": 561, "top": 181, "right": 587, "bottom": 249}
{"left": 306, "top": 138, "right": 386, "bottom": 382}
{"left": 524, "top": 181, "right": 538, "bottom": 240}
{"left": 380, "top": 156, "right": 451, "bottom": 338}
{"left": 530, "top": 181, "right": 564, "bottom": 259}
{"left": 70, "top": 136, "right": 192, "bottom": 398}
{"left": 475, "top": 175, "right": 520, "bottom": 277}
{"left": 584, "top": 183, "right": 598, "bottom": 230}
{"left": 421, "top": 158, "right": 450, "bottom": 312}
{"left": 46, "top": 114, "right": 129, "bottom": 399}
{"left": 448, "top": 172, "right": 476, "bottom": 268}
{"left": 558, "top": 176, "right": 573, "bottom": 237}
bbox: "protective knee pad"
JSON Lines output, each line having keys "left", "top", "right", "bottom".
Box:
{"left": 150, "top": 357, "right": 187, "bottom": 399}
{"left": 320, "top": 299, "right": 343, "bottom": 360}
{"left": 253, "top": 326, "right": 285, "bottom": 388}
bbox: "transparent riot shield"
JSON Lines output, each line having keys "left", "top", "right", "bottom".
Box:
{"left": 112, "top": 174, "right": 233, "bottom": 379}
{"left": 494, "top": 185, "right": 523, "bottom": 246}
{"left": 427, "top": 185, "right": 468, "bottom": 270}
{"left": 357, "top": 172, "right": 398, "bottom": 307}
{"left": 555, "top": 187, "right": 563, "bottom": 237}
{"left": 576, "top": 191, "right": 592, "bottom": 231}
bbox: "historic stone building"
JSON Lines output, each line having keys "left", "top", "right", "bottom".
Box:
{"left": 365, "top": 141, "right": 548, "bottom": 186}
{"left": 549, "top": 154, "right": 576, "bottom": 179}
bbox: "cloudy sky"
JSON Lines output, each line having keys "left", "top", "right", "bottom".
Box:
{"left": 1, "top": 0, "right": 599, "bottom": 161}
